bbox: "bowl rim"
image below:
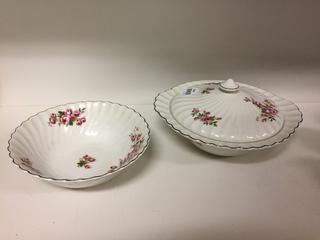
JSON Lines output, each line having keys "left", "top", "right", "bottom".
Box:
{"left": 7, "top": 100, "right": 151, "bottom": 182}
{"left": 154, "top": 80, "right": 303, "bottom": 151}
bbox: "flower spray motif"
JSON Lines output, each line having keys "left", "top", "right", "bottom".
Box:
{"left": 191, "top": 108, "right": 222, "bottom": 126}
{"left": 20, "top": 158, "right": 41, "bottom": 174}
{"left": 119, "top": 127, "right": 144, "bottom": 167}
{"left": 244, "top": 97, "right": 279, "bottom": 122}
{"left": 48, "top": 108, "right": 86, "bottom": 126}
{"left": 107, "top": 127, "right": 145, "bottom": 173}
{"left": 77, "top": 155, "right": 96, "bottom": 169}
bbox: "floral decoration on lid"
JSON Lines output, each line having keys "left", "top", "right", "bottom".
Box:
{"left": 169, "top": 79, "right": 284, "bottom": 143}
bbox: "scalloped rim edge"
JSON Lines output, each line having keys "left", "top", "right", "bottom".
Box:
{"left": 154, "top": 80, "right": 303, "bottom": 151}
{"left": 7, "top": 100, "right": 151, "bottom": 182}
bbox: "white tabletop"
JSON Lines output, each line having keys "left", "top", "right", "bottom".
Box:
{"left": 0, "top": 103, "right": 319, "bottom": 240}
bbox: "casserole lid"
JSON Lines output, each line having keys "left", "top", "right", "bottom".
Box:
{"left": 170, "top": 79, "right": 284, "bottom": 143}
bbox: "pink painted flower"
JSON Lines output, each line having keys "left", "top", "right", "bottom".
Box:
{"left": 65, "top": 109, "right": 73, "bottom": 116}
{"left": 21, "top": 158, "right": 32, "bottom": 165}
{"left": 76, "top": 119, "right": 83, "bottom": 126}
{"left": 87, "top": 157, "right": 95, "bottom": 162}
{"left": 119, "top": 159, "right": 125, "bottom": 166}
{"left": 73, "top": 110, "right": 80, "bottom": 117}
{"left": 48, "top": 113, "right": 57, "bottom": 125}
{"left": 61, "top": 115, "right": 70, "bottom": 125}
{"left": 127, "top": 151, "right": 135, "bottom": 160}
{"left": 136, "top": 134, "right": 142, "bottom": 141}
{"left": 84, "top": 164, "right": 91, "bottom": 169}
{"left": 130, "top": 134, "right": 136, "bottom": 142}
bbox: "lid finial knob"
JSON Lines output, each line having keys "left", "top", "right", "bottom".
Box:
{"left": 219, "top": 79, "right": 240, "bottom": 93}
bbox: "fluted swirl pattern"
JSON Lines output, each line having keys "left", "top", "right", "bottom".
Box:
{"left": 8, "top": 101, "right": 150, "bottom": 187}
{"left": 154, "top": 80, "right": 302, "bottom": 150}
{"left": 170, "top": 83, "right": 284, "bottom": 142}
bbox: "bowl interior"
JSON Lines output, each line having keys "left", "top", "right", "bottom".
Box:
{"left": 8, "top": 102, "right": 149, "bottom": 180}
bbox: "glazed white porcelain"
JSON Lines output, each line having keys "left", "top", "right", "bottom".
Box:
{"left": 8, "top": 101, "right": 150, "bottom": 188}
{"left": 154, "top": 80, "right": 303, "bottom": 156}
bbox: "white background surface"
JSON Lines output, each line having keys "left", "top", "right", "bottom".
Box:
{"left": 0, "top": 1, "right": 320, "bottom": 239}
{"left": 1, "top": 0, "right": 320, "bottom": 105}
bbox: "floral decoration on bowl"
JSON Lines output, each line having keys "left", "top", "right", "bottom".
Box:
{"left": 48, "top": 108, "right": 86, "bottom": 126}
{"left": 20, "top": 158, "right": 41, "bottom": 174}
{"left": 8, "top": 101, "right": 150, "bottom": 188}
{"left": 77, "top": 155, "right": 96, "bottom": 169}
{"left": 108, "top": 127, "right": 145, "bottom": 173}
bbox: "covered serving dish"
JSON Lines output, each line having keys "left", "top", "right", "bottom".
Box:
{"left": 8, "top": 101, "right": 150, "bottom": 188}
{"left": 154, "top": 79, "right": 302, "bottom": 156}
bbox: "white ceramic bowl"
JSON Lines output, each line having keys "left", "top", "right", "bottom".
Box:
{"left": 8, "top": 101, "right": 150, "bottom": 188}
{"left": 154, "top": 80, "right": 303, "bottom": 156}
